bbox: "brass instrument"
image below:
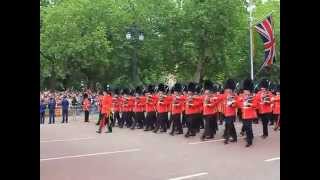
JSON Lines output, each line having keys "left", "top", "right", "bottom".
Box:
{"left": 187, "top": 95, "right": 194, "bottom": 107}
{"left": 123, "top": 96, "right": 129, "bottom": 105}
{"left": 204, "top": 95, "right": 211, "bottom": 106}
{"left": 227, "top": 94, "right": 236, "bottom": 107}
{"left": 173, "top": 95, "right": 180, "bottom": 105}
{"left": 262, "top": 93, "right": 270, "bottom": 103}
{"left": 244, "top": 95, "right": 254, "bottom": 107}
{"left": 159, "top": 94, "right": 166, "bottom": 103}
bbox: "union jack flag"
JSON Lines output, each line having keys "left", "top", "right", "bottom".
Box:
{"left": 254, "top": 15, "right": 276, "bottom": 67}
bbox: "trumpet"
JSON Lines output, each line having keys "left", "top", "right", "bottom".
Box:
{"left": 187, "top": 95, "right": 194, "bottom": 106}
{"left": 244, "top": 95, "right": 254, "bottom": 107}
{"left": 227, "top": 95, "right": 236, "bottom": 106}
{"left": 262, "top": 93, "right": 270, "bottom": 103}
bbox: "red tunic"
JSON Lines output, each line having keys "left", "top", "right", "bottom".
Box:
{"left": 171, "top": 95, "right": 184, "bottom": 115}
{"left": 185, "top": 95, "right": 202, "bottom": 115}
{"left": 203, "top": 94, "right": 220, "bottom": 116}
{"left": 221, "top": 93, "right": 237, "bottom": 117}
{"left": 156, "top": 94, "right": 170, "bottom": 113}
{"left": 101, "top": 95, "right": 112, "bottom": 115}
{"left": 145, "top": 95, "right": 158, "bottom": 112}
{"left": 82, "top": 98, "right": 91, "bottom": 111}
{"left": 121, "top": 96, "right": 134, "bottom": 112}
{"left": 237, "top": 95, "right": 258, "bottom": 120}
{"left": 272, "top": 95, "right": 280, "bottom": 115}
{"left": 256, "top": 91, "right": 273, "bottom": 114}
{"left": 134, "top": 96, "right": 146, "bottom": 112}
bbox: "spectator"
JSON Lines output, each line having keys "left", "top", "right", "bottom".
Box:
{"left": 40, "top": 99, "right": 46, "bottom": 124}
{"left": 61, "top": 96, "right": 69, "bottom": 123}
{"left": 48, "top": 97, "right": 56, "bottom": 124}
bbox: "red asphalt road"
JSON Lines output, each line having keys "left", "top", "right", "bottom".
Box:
{"left": 40, "top": 117, "right": 280, "bottom": 180}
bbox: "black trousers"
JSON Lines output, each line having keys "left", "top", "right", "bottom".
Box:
{"left": 145, "top": 111, "right": 156, "bottom": 130}
{"left": 182, "top": 111, "right": 187, "bottom": 127}
{"left": 119, "top": 112, "right": 129, "bottom": 127}
{"left": 132, "top": 112, "right": 145, "bottom": 129}
{"left": 199, "top": 114, "right": 204, "bottom": 129}
{"left": 154, "top": 112, "right": 168, "bottom": 132}
{"left": 49, "top": 110, "right": 55, "bottom": 124}
{"left": 224, "top": 116, "right": 237, "bottom": 141}
{"left": 62, "top": 109, "right": 68, "bottom": 123}
{"left": 40, "top": 112, "right": 45, "bottom": 124}
{"left": 243, "top": 120, "right": 254, "bottom": 144}
{"left": 186, "top": 114, "right": 197, "bottom": 135}
{"left": 96, "top": 112, "right": 102, "bottom": 125}
{"left": 84, "top": 110, "right": 89, "bottom": 122}
{"left": 170, "top": 113, "right": 183, "bottom": 134}
{"left": 114, "top": 111, "right": 120, "bottom": 126}
{"left": 194, "top": 113, "right": 202, "bottom": 132}
{"left": 202, "top": 114, "right": 216, "bottom": 138}
{"left": 261, "top": 113, "right": 272, "bottom": 136}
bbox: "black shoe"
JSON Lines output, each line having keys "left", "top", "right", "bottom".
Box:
{"left": 96, "top": 130, "right": 101, "bottom": 133}
{"left": 200, "top": 136, "right": 205, "bottom": 141}
{"left": 144, "top": 129, "right": 149, "bottom": 131}
{"left": 240, "top": 132, "right": 244, "bottom": 136}
{"left": 160, "top": 130, "right": 166, "bottom": 133}
{"left": 169, "top": 132, "right": 174, "bottom": 136}
{"left": 185, "top": 133, "right": 190, "bottom": 138}
{"left": 230, "top": 139, "right": 237, "bottom": 143}
{"left": 224, "top": 140, "right": 229, "bottom": 144}
{"left": 206, "top": 136, "right": 214, "bottom": 139}
{"left": 246, "top": 143, "right": 252, "bottom": 147}
{"left": 190, "top": 133, "right": 196, "bottom": 136}
{"left": 153, "top": 130, "right": 158, "bottom": 133}
{"left": 176, "top": 131, "right": 183, "bottom": 135}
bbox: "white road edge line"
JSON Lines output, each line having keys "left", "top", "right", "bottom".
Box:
{"left": 168, "top": 172, "right": 208, "bottom": 180}
{"left": 264, "top": 157, "right": 280, "bottom": 162}
{"left": 40, "top": 137, "right": 96, "bottom": 143}
{"left": 188, "top": 137, "right": 245, "bottom": 145}
{"left": 40, "top": 148, "right": 141, "bottom": 162}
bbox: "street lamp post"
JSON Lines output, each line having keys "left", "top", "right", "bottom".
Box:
{"left": 245, "top": 0, "right": 256, "bottom": 80}
{"left": 126, "top": 24, "right": 144, "bottom": 86}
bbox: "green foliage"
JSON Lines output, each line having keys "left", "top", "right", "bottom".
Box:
{"left": 40, "top": 0, "right": 280, "bottom": 90}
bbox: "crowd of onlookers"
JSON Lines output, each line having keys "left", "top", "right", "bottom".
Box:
{"left": 40, "top": 89, "right": 99, "bottom": 124}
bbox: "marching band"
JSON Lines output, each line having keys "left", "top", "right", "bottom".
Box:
{"left": 94, "top": 78, "right": 280, "bottom": 148}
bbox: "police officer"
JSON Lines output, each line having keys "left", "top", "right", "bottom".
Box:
{"left": 40, "top": 99, "right": 46, "bottom": 124}
{"left": 48, "top": 96, "right": 56, "bottom": 124}
{"left": 61, "top": 95, "right": 69, "bottom": 123}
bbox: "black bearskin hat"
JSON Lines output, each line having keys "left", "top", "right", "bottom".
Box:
{"left": 242, "top": 78, "right": 254, "bottom": 92}
{"left": 195, "top": 84, "right": 202, "bottom": 93}
{"left": 204, "top": 80, "right": 213, "bottom": 91}
{"left": 135, "top": 86, "right": 142, "bottom": 95}
{"left": 259, "top": 79, "right": 269, "bottom": 89}
{"left": 157, "top": 83, "right": 165, "bottom": 92}
{"left": 187, "top": 82, "right": 196, "bottom": 92}
{"left": 114, "top": 88, "right": 120, "bottom": 95}
{"left": 173, "top": 83, "right": 182, "bottom": 92}
{"left": 122, "top": 88, "right": 129, "bottom": 95}
{"left": 224, "top": 79, "right": 236, "bottom": 90}
{"left": 147, "top": 84, "right": 155, "bottom": 93}
{"left": 83, "top": 93, "right": 88, "bottom": 98}
{"left": 212, "top": 83, "right": 219, "bottom": 92}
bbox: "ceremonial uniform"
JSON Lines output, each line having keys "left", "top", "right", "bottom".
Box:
{"left": 272, "top": 85, "right": 280, "bottom": 130}
{"left": 170, "top": 83, "right": 184, "bottom": 135}
{"left": 237, "top": 79, "right": 258, "bottom": 147}
{"left": 154, "top": 84, "right": 170, "bottom": 133}
{"left": 48, "top": 97, "right": 56, "bottom": 124}
{"left": 145, "top": 85, "right": 157, "bottom": 131}
{"left": 132, "top": 86, "right": 146, "bottom": 129}
{"left": 82, "top": 94, "right": 91, "bottom": 122}
{"left": 222, "top": 79, "right": 238, "bottom": 144}
{"left": 256, "top": 79, "right": 273, "bottom": 138}
{"left": 96, "top": 92, "right": 104, "bottom": 125}
{"left": 97, "top": 86, "right": 113, "bottom": 133}
{"left": 112, "top": 88, "right": 121, "bottom": 127}
{"left": 185, "top": 83, "right": 202, "bottom": 137}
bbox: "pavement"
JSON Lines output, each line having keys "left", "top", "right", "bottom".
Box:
{"left": 40, "top": 116, "right": 280, "bottom": 180}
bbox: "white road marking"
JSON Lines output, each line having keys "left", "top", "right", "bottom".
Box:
{"left": 40, "top": 137, "right": 96, "bottom": 143}
{"left": 264, "top": 157, "right": 280, "bottom": 162}
{"left": 168, "top": 172, "right": 208, "bottom": 180}
{"left": 188, "top": 137, "right": 245, "bottom": 145}
{"left": 40, "top": 148, "right": 141, "bottom": 162}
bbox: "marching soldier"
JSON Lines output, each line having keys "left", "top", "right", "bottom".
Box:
{"left": 181, "top": 85, "right": 188, "bottom": 128}
{"left": 131, "top": 86, "right": 146, "bottom": 129}
{"left": 96, "top": 91, "right": 104, "bottom": 125}
{"left": 256, "top": 79, "right": 273, "bottom": 139}
{"left": 82, "top": 93, "right": 91, "bottom": 122}
{"left": 195, "top": 84, "right": 204, "bottom": 131}
{"left": 237, "top": 78, "right": 258, "bottom": 147}
{"left": 272, "top": 84, "right": 280, "bottom": 131}
{"left": 185, "top": 82, "right": 202, "bottom": 137}
{"left": 144, "top": 85, "right": 157, "bottom": 131}
{"left": 97, "top": 85, "right": 113, "bottom": 133}
{"left": 222, "top": 79, "right": 238, "bottom": 144}
{"left": 112, "top": 88, "right": 121, "bottom": 127}
{"left": 153, "top": 83, "right": 170, "bottom": 133}
{"left": 169, "top": 83, "right": 185, "bottom": 136}
{"left": 201, "top": 80, "right": 220, "bottom": 140}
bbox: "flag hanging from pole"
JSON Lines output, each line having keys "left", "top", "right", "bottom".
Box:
{"left": 254, "top": 15, "right": 276, "bottom": 68}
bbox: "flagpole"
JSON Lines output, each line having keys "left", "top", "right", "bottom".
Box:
{"left": 249, "top": 0, "right": 254, "bottom": 80}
